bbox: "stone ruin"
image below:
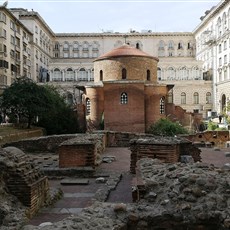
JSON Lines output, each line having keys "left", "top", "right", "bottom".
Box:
{"left": 0, "top": 131, "right": 229, "bottom": 229}
{"left": 21, "top": 158, "right": 230, "bottom": 230}
{"left": 0, "top": 146, "right": 49, "bottom": 223}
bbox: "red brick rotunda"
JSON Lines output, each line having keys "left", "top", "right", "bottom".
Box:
{"left": 83, "top": 44, "right": 173, "bottom": 133}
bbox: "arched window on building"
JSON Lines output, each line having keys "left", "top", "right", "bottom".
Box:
{"left": 160, "top": 97, "right": 165, "bottom": 114}
{"left": 206, "top": 92, "right": 212, "bottom": 104}
{"left": 217, "top": 17, "right": 222, "bottom": 37}
{"left": 92, "top": 41, "right": 99, "bottom": 58}
{"left": 100, "top": 70, "right": 103, "bottom": 81}
{"left": 157, "top": 67, "right": 162, "bottom": 80}
{"left": 66, "top": 93, "right": 73, "bottom": 105}
{"left": 168, "top": 41, "right": 174, "bottom": 50}
{"left": 178, "top": 42, "right": 183, "bottom": 49}
{"left": 192, "top": 66, "right": 200, "bottom": 80}
{"left": 136, "top": 43, "right": 140, "bottom": 49}
{"left": 193, "top": 92, "right": 199, "bottom": 104}
{"left": 78, "top": 68, "right": 87, "bottom": 81}
{"left": 167, "top": 90, "right": 173, "bottom": 103}
{"left": 73, "top": 42, "right": 79, "bottom": 58}
{"left": 53, "top": 68, "right": 62, "bottom": 81}
{"left": 179, "top": 67, "right": 188, "bottom": 80}
{"left": 168, "top": 67, "right": 176, "bottom": 80}
{"left": 158, "top": 40, "right": 165, "bottom": 57}
{"left": 63, "top": 42, "right": 69, "bottom": 51}
{"left": 54, "top": 42, "right": 59, "bottom": 50}
{"left": 122, "top": 68, "right": 127, "bottom": 79}
{"left": 147, "top": 69, "right": 150, "bottom": 81}
{"left": 86, "top": 98, "right": 91, "bottom": 115}
{"left": 181, "top": 92, "right": 186, "bottom": 104}
{"left": 66, "top": 68, "right": 74, "bottom": 81}
{"left": 120, "top": 92, "right": 128, "bottom": 104}
{"left": 223, "top": 12, "right": 227, "bottom": 32}
{"left": 82, "top": 42, "right": 89, "bottom": 58}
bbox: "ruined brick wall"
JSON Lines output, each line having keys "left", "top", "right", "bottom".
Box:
{"left": 0, "top": 147, "right": 49, "bottom": 218}
{"left": 185, "top": 130, "right": 230, "bottom": 147}
{"left": 3, "top": 133, "right": 106, "bottom": 154}
{"left": 130, "top": 136, "right": 201, "bottom": 174}
{"left": 58, "top": 139, "right": 96, "bottom": 168}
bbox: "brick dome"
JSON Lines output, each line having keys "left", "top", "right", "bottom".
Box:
{"left": 95, "top": 44, "right": 158, "bottom": 61}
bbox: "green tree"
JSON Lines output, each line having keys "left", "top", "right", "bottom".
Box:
{"left": 0, "top": 77, "right": 80, "bottom": 134}
{"left": 1, "top": 77, "right": 49, "bottom": 128}
{"left": 147, "top": 118, "right": 188, "bottom": 136}
{"left": 36, "top": 85, "right": 80, "bottom": 135}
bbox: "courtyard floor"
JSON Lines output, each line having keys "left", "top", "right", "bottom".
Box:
{"left": 28, "top": 146, "right": 230, "bottom": 226}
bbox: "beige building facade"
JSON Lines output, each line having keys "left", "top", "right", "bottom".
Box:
{"left": 2, "top": 3, "right": 225, "bottom": 119}
{"left": 194, "top": 0, "right": 230, "bottom": 115}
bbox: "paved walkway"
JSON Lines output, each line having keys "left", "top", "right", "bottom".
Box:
{"left": 28, "top": 146, "right": 229, "bottom": 226}
{"left": 29, "top": 147, "right": 133, "bottom": 226}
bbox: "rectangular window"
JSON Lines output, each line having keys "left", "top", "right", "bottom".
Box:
{"left": 219, "top": 57, "right": 222, "bottom": 66}
{"left": 0, "top": 28, "right": 6, "bottom": 38}
{"left": 219, "top": 44, "right": 222, "bottom": 53}
{"left": 10, "top": 35, "right": 15, "bottom": 45}
{"left": 10, "top": 20, "right": 15, "bottom": 30}
{"left": 224, "top": 55, "right": 227, "bottom": 64}
{"left": 224, "top": 41, "right": 227, "bottom": 50}
{"left": 0, "top": 12, "right": 6, "bottom": 23}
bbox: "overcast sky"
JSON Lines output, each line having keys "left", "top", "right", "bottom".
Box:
{"left": 6, "top": 0, "right": 221, "bottom": 33}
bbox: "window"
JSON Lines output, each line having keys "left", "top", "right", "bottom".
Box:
{"left": 224, "top": 55, "right": 227, "bottom": 64}
{"left": 178, "top": 42, "right": 183, "bottom": 49}
{"left": 193, "top": 92, "right": 199, "bottom": 104}
{"left": 157, "top": 67, "right": 162, "bottom": 80}
{"left": 168, "top": 41, "right": 174, "bottom": 50}
{"left": 160, "top": 97, "right": 165, "bottom": 114}
{"left": 54, "top": 42, "right": 59, "bottom": 50}
{"left": 167, "top": 91, "right": 173, "bottom": 103}
{"left": 100, "top": 70, "right": 103, "bottom": 81}
{"left": 35, "top": 25, "right": 38, "bottom": 33}
{"left": 10, "top": 35, "right": 15, "bottom": 45}
{"left": 122, "top": 68, "right": 127, "bottom": 79}
{"left": 79, "top": 68, "right": 87, "bottom": 81}
{"left": 0, "top": 28, "right": 6, "bottom": 38}
{"left": 120, "top": 92, "right": 128, "bottom": 104}
{"left": 206, "top": 92, "right": 211, "bottom": 104}
{"left": 219, "top": 57, "right": 222, "bottom": 66}
{"left": 86, "top": 98, "right": 91, "bottom": 115}
{"left": 63, "top": 42, "right": 69, "bottom": 51}
{"left": 10, "top": 20, "right": 15, "bottom": 30}
{"left": 136, "top": 43, "right": 140, "bottom": 49}
{"left": 63, "top": 52, "right": 69, "bottom": 58}
{"left": 0, "top": 12, "right": 6, "bottom": 23}
{"left": 181, "top": 92, "right": 186, "bottom": 104}
{"left": 66, "top": 68, "right": 74, "bottom": 81}
{"left": 219, "top": 44, "right": 222, "bottom": 53}
{"left": 224, "top": 41, "right": 227, "bottom": 50}
{"left": 53, "top": 68, "right": 62, "bottom": 81}
{"left": 147, "top": 69, "right": 150, "bottom": 81}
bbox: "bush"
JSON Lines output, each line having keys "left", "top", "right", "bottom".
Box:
{"left": 147, "top": 118, "right": 188, "bottom": 137}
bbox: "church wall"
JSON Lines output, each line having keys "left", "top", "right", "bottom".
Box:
{"left": 103, "top": 83, "right": 145, "bottom": 133}
{"left": 94, "top": 56, "right": 158, "bottom": 83}
{"left": 145, "top": 84, "right": 169, "bottom": 130}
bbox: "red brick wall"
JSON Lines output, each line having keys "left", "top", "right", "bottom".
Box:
{"left": 103, "top": 83, "right": 145, "bottom": 133}
{"left": 58, "top": 144, "right": 96, "bottom": 168}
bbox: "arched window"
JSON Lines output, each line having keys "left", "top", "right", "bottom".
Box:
{"left": 67, "top": 93, "right": 73, "bottom": 105}
{"left": 181, "top": 92, "right": 186, "bottom": 104}
{"left": 157, "top": 67, "right": 162, "bottom": 80}
{"left": 86, "top": 98, "right": 91, "bottom": 115}
{"left": 63, "top": 42, "right": 69, "bottom": 51}
{"left": 54, "top": 42, "right": 59, "bottom": 50}
{"left": 66, "top": 68, "right": 74, "bottom": 81}
{"left": 206, "top": 92, "right": 211, "bottom": 104}
{"left": 53, "top": 68, "right": 62, "bottom": 81}
{"left": 193, "top": 92, "right": 199, "bottom": 104}
{"left": 120, "top": 92, "right": 128, "bottom": 104}
{"left": 168, "top": 41, "right": 174, "bottom": 50}
{"left": 179, "top": 67, "right": 188, "bottom": 80}
{"left": 168, "top": 67, "right": 176, "bottom": 80}
{"left": 79, "top": 68, "right": 87, "bottom": 81}
{"left": 136, "top": 43, "right": 140, "bottom": 49}
{"left": 100, "top": 70, "right": 103, "bottom": 81}
{"left": 147, "top": 69, "right": 150, "bottom": 81}
{"left": 178, "top": 42, "right": 183, "bottom": 49}
{"left": 217, "top": 17, "right": 222, "bottom": 37}
{"left": 158, "top": 40, "right": 165, "bottom": 57}
{"left": 160, "top": 97, "right": 165, "bottom": 114}
{"left": 122, "top": 68, "right": 127, "bottom": 79}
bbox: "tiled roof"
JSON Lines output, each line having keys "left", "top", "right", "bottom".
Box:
{"left": 95, "top": 44, "right": 158, "bottom": 61}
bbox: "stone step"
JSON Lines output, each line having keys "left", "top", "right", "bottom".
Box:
{"left": 60, "top": 178, "right": 89, "bottom": 185}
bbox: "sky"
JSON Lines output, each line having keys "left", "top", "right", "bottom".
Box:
{"left": 5, "top": 0, "right": 222, "bottom": 33}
